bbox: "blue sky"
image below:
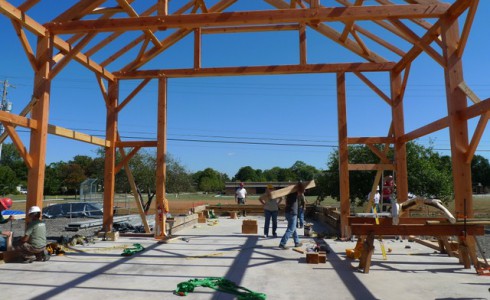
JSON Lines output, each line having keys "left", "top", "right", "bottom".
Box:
{"left": 1, "top": 1, "right": 490, "bottom": 178}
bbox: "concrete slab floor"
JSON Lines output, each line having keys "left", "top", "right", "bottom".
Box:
{"left": 0, "top": 216, "right": 489, "bottom": 300}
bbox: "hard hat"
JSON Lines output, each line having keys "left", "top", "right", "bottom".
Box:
{"left": 28, "top": 206, "right": 41, "bottom": 214}
{"left": 267, "top": 184, "right": 274, "bottom": 189}
{"left": 0, "top": 198, "right": 12, "bottom": 210}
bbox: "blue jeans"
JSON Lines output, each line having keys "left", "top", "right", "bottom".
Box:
{"left": 297, "top": 207, "right": 305, "bottom": 228}
{"left": 264, "top": 210, "right": 278, "bottom": 236}
{"left": 280, "top": 212, "right": 300, "bottom": 246}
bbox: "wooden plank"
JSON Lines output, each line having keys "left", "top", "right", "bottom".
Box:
{"left": 337, "top": 72, "right": 350, "bottom": 239}
{"left": 45, "top": 5, "right": 449, "bottom": 34}
{"left": 350, "top": 224, "right": 484, "bottom": 236}
{"left": 115, "top": 62, "right": 396, "bottom": 79}
{"left": 258, "top": 180, "right": 315, "bottom": 201}
{"left": 347, "top": 136, "right": 394, "bottom": 144}
{"left": 2, "top": 123, "right": 33, "bottom": 168}
{"left": 348, "top": 217, "right": 448, "bottom": 225}
{"left": 47, "top": 124, "right": 110, "bottom": 147}
{"left": 348, "top": 163, "right": 394, "bottom": 171}
{"left": 0, "top": 111, "right": 38, "bottom": 129}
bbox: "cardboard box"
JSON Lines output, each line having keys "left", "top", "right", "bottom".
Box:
{"left": 318, "top": 251, "right": 327, "bottom": 263}
{"left": 242, "top": 224, "right": 258, "bottom": 234}
{"left": 306, "top": 252, "right": 319, "bottom": 264}
{"left": 242, "top": 219, "right": 257, "bottom": 226}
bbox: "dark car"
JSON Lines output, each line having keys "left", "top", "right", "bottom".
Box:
{"left": 43, "top": 202, "right": 103, "bottom": 219}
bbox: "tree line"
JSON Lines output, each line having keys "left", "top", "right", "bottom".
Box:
{"left": 1, "top": 141, "right": 490, "bottom": 203}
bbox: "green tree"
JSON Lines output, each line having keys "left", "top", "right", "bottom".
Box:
{"left": 60, "top": 163, "right": 87, "bottom": 193}
{"left": 471, "top": 155, "right": 490, "bottom": 188}
{"left": 0, "top": 143, "right": 27, "bottom": 183}
{"left": 194, "top": 168, "right": 226, "bottom": 192}
{"left": 233, "top": 166, "right": 260, "bottom": 182}
{"left": 44, "top": 162, "right": 65, "bottom": 195}
{"left": 290, "top": 160, "right": 320, "bottom": 181}
{"left": 0, "top": 165, "right": 18, "bottom": 194}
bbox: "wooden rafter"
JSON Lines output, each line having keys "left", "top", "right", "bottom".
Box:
{"left": 116, "top": 78, "right": 151, "bottom": 113}
{"left": 11, "top": 21, "right": 37, "bottom": 71}
{"left": 115, "top": 0, "right": 162, "bottom": 47}
{"left": 339, "top": 0, "right": 363, "bottom": 42}
{"left": 266, "top": 0, "right": 386, "bottom": 63}
{"left": 353, "top": 72, "right": 391, "bottom": 105}
{"left": 2, "top": 123, "right": 33, "bottom": 168}
{"left": 45, "top": 5, "right": 449, "bottom": 34}
{"left": 18, "top": 0, "right": 39, "bottom": 11}
{"left": 456, "top": 0, "right": 479, "bottom": 58}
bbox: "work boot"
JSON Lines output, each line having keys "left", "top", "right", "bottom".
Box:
{"left": 279, "top": 244, "right": 288, "bottom": 250}
{"left": 295, "top": 242, "right": 303, "bottom": 247}
{"left": 22, "top": 257, "right": 35, "bottom": 264}
{"left": 42, "top": 249, "right": 50, "bottom": 262}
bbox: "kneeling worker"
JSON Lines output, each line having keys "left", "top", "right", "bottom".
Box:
{"left": 14, "top": 206, "right": 49, "bottom": 263}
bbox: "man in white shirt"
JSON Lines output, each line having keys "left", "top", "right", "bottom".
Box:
{"left": 235, "top": 182, "right": 247, "bottom": 217}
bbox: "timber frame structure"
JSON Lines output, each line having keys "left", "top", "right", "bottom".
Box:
{"left": 0, "top": 0, "right": 486, "bottom": 251}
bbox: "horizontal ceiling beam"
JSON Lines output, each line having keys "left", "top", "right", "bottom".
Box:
{"left": 115, "top": 62, "right": 396, "bottom": 79}
{"left": 45, "top": 5, "right": 448, "bottom": 34}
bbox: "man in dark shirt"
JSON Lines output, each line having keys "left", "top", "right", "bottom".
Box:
{"left": 278, "top": 187, "right": 303, "bottom": 249}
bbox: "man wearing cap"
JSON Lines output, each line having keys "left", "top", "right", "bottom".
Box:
{"left": 0, "top": 198, "right": 14, "bottom": 252}
{"left": 13, "top": 206, "right": 49, "bottom": 263}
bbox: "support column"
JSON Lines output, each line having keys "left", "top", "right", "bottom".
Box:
{"left": 26, "top": 34, "right": 53, "bottom": 211}
{"left": 155, "top": 77, "right": 169, "bottom": 239}
{"left": 337, "top": 72, "right": 350, "bottom": 238}
{"left": 441, "top": 18, "right": 473, "bottom": 219}
{"left": 102, "top": 79, "right": 118, "bottom": 231}
{"left": 390, "top": 70, "right": 408, "bottom": 203}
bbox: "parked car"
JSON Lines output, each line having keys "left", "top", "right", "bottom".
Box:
{"left": 42, "top": 202, "right": 103, "bottom": 219}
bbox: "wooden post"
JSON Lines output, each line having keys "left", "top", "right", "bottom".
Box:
{"left": 441, "top": 18, "right": 473, "bottom": 219}
{"left": 390, "top": 70, "right": 408, "bottom": 203}
{"left": 102, "top": 79, "right": 118, "bottom": 232}
{"left": 337, "top": 72, "right": 350, "bottom": 238}
{"left": 155, "top": 77, "right": 169, "bottom": 239}
{"left": 26, "top": 34, "right": 53, "bottom": 211}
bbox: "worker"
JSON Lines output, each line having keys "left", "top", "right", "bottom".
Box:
{"left": 0, "top": 198, "right": 13, "bottom": 252}
{"left": 235, "top": 182, "right": 247, "bottom": 217}
{"left": 368, "top": 186, "right": 381, "bottom": 213}
{"left": 382, "top": 175, "right": 395, "bottom": 212}
{"left": 279, "top": 182, "right": 303, "bottom": 250}
{"left": 13, "top": 206, "right": 49, "bottom": 263}
{"left": 296, "top": 181, "right": 306, "bottom": 229}
{"left": 259, "top": 184, "right": 282, "bottom": 238}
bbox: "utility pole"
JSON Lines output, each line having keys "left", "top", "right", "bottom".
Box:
{"left": 0, "top": 79, "right": 15, "bottom": 162}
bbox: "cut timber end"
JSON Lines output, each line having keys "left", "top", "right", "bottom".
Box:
{"left": 259, "top": 180, "right": 316, "bottom": 201}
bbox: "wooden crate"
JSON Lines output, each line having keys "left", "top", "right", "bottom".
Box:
{"left": 242, "top": 219, "right": 257, "bottom": 226}
{"left": 306, "top": 252, "right": 319, "bottom": 264}
{"left": 318, "top": 251, "right": 327, "bottom": 263}
{"left": 242, "top": 225, "right": 258, "bottom": 234}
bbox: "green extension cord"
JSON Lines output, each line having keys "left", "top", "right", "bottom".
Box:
{"left": 175, "top": 277, "right": 266, "bottom": 300}
{"left": 121, "top": 243, "right": 145, "bottom": 256}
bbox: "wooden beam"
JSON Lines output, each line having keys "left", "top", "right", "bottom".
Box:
{"left": 394, "top": 0, "right": 472, "bottom": 73}
{"left": 115, "top": 62, "right": 396, "bottom": 79}
{"left": 0, "top": 111, "right": 38, "bottom": 129}
{"left": 47, "top": 124, "right": 110, "bottom": 147}
{"left": 45, "top": 5, "right": 449, "bottom": 34}
{"left": 194, "top": 28, "right": 201, "bottom": 69}
{"left": 337, "top": 72, "right": 350, "bottom": 238}
{"left": 0, "top": 96, "right": 38, "bottom": 143}
{"left": 350, "top": 224, "right": 484, "bottom": 236}
{"left": 116, "top": 140, "right": 157, "bottom": 148}
{"left": 116, "top": 78, "right": 151, "bottom": 113}
{"left": 299, "top": 23, "right": 307, "bottom": 65}
{"left": 155, "top": 77, "right": 169, "bottom": 239}
{"left": 201, "top": 24, "right": 300, "bottom": 34}
{"left": 348, "top": 164, "right": 395, "bottom": 171}
{"left": 456, "top": 0, "right": 479, "bottom": 58}
{"left": 366, "top": 144, "right": 390, "bottom": 163}
{"left": 466, "top": 114, "right": 489, "bottom": 163}
{"left": 458, "top": 81, "right": 481, "bottom": 104}
{"left": 102, "top": 79, "right": 118, "bottom": 232}
{"left": 400, "top": 116, "right": 449, "bottom": 143}
{"left": 353, "top": 71, "right": 392, "bottom": 105}
{"left": 11, "top": 21, "right": 38, "bottom": 72}
{"left": 462, "top": 97, "right": 490, "bottom": 121}
{"left": 26, "top": 34, "right": 52, "bottom": 213}
{"left": 2, "top": 123, "right": 33, "bottom": 169}
{"left": 441, "top": 15, "right": 473, "bottom": 219}
{"left": 115, "top": 146, "right": 140, "bottom": 173}
{"left": 347, "top": 137, "right": 394, "bottom": 144}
